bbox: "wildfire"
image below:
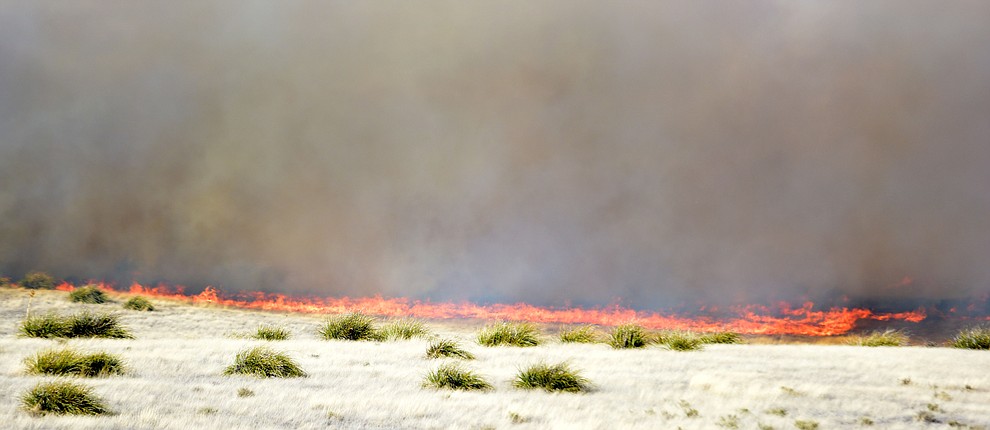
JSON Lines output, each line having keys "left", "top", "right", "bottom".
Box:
{"left": 50, "top": 281, "right": 930, "bottom": 336}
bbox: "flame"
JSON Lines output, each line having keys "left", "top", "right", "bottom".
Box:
{"left": 46, "top": 281, "right": 931, "bottom": 336}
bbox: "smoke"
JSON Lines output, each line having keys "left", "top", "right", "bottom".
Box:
{"left": 2, "top": 1, "right": 989, "bottom": 308}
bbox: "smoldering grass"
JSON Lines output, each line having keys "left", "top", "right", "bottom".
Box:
{"left": 21, "top": 380, "right": 109, "bottom": 415}
{"left": 20, "top": 311, "right": 133, "bottom": 339}
{"left": 68, "top": 285, "right": 109, "bottom": 304}
{"left": 477, "top": 321, "right": 541, "bottom": 347}
{"left": 253, "top": 325, "right": 290, "bottom": 341}
{"left": 318, "top": 313, "right": 380, "bottom": 341}
{"left": 849, "top": 329, "right": 909, "bottom": 347}
{"left": 513, "top": 361, "right": 592, "bottom": 393}
{"left": 24, "top": 348, "right": 125, "bottom": 377}
{"left": 223, "top": 346, "right": 306, "bottom": 378}
{"left": 950, "top": 325, "right": 990, "bottom": 350}
{"left": 378, "top": 319, "right": 430, "bottom": 341}
{"left": 607, "top": 324, "right": 649, "bottom": 349}
{"left": 425, "top": 339, "right": 475, "bottom": 360}
{"left": 122, "top": 296, "right": 155, "bottom": 311}
{"left": 423, "top": 362, "right": 492, "bottom": 391}
{"left": 559, "top": 325, "right": 598, "bottom": 343}
{"left": 698, "top": 331, "right": 741, "bottom": 344}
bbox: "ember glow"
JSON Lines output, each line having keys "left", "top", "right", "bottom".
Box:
{"left": 55, "top": 281, "right": 925, "bottom": 336}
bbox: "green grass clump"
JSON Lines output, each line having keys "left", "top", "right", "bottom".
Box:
{"left": 69, "top": 285, "right": 109, "bottom": 304}
{"left": 21, "top": 381, "right": 109, "bottom": 415}
{"left": 950, "top": 326, "right": 990, "bottom": 350}
{"left": 24, "top": 348, "right": 125, "bottom": 377}
{"left": 513, "top": 361, "right": 591, "bottom": 393}
{"left": 223, "top": 346, "right": 306, "bottom": 378}
{"left": 560, "top": 325, "right": 598, "bottom": 343}
{"left": 20, "top": 312, "right": 133, "bottom": 339}
{"left": 477, "top": 321, "right": 541, "bottom": 347}
{"left": 318, "top": 313, "right": 380, "bottom": 341}
{"left": 425, "top": 339, "right": 475, "bottom": 360}
{"left": 378, "top": 319, "right": 430, "bottom": 341}
{"left": 253, "top": 325, "right": 290, "bottom": 341}
{"left": 20, "top": 271, "right": 56, "bottom": 290}
{"left": 608, "top": 324, "right": 649, "bottom": 349}
{"left": 850, "top": 329, "right": 909, "bottom": 347}
{"left": 698, "top": 331, "right": 741, "bottom": 344}
{"left": 122, "top": 296, "right": 155, "bottom": 311}
{"left": 658, "top": 331, "right": 704, "bottom": 351}
{"left": 423, "top": 362, "right": 491, "bottom": 390}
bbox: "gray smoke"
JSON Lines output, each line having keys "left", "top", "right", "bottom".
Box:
{"left": 2, "top": 1, "right": 989, "bottom": 307}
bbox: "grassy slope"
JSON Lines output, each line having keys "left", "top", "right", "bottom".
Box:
{"left": 1, "top": 289, "right": 989, "bottom": 429}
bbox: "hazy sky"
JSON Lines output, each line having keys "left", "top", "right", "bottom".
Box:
{"left": 1, "top": 1, "right": 989, "bottom": 307}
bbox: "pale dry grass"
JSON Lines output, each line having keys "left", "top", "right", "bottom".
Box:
{"left": 1, "top": 289, "right": 989, "bottom": 429}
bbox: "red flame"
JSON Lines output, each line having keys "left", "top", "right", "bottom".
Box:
{"left": 49, "top": 281, "right": 930, "bottom": 336}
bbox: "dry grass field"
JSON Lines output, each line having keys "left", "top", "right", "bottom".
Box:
{"left": 1, "top": 288, "right": 989, "bottom": 429}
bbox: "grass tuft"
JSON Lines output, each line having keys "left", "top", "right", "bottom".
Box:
{"left": 24, "top": 348, "right": 125, "bottom": 377}
{"left": 20, "top": 271, "right": 56, "bottom": 290}
{"left": 318, "top": 313, "right": 380, "bottom": 341}
{"left": 69, "top": 285, "right": 109, "bottom": 304}
{"left": 560, "top": 325, "right": 598, "bottom": 343}
{"left": 253, "top": 325, "right": 290, "bottom": 341}
{"left": 223, "top": 346, "right": 306, "bottom": 378}
{"left": 658, "top": 331, "right": 704, "bottom": 351}
{"left": 425, "top": 339, "right": 475, "bottom": 360}
{"left": 477, "top": 321, "right": 541, "bottom": 347}
{"left": 20, "top": 311, "right": 133, "bottom": 339}
{"left": 608, "top": 324, "right": 649, "bottom": 349}
{"left": 698, "top": 331, "right": 741, "bottom": 344}
{"left": 21, "top": 381, "right": 109, "bottom": 415}
{"left": 122, "top": 296, "right": 155, "bottom": 311}
{"left": 423, "top": 362, "right": 492, "bottom": 390}
{"left": 513, "top": 361, "right": 592, "bottom": 393}
{"left": 378, "top": 319, "right": 430, "bottom": 341}
{"left": 849, "top": 329, "right": 909, "bottom": 347}
{"left": 950, "top": 325, "right": 990, "bottom": 350}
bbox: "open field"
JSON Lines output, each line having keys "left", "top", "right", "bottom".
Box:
{"left": 1, "top": 288, "right": 989, "bottom": 429}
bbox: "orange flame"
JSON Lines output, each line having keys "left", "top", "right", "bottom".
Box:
{"left": 49, "top": 281, "right": 929, "bottom": 336}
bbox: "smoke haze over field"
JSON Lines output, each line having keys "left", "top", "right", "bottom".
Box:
{"left": 1, "top": 1, "right": 989, "bottom": 308}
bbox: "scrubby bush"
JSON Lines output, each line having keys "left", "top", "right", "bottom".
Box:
{"left": 0, "top": 276, "right": 13, "bottom": 288}
{"left": 950, "top": 326, "right": 990, "bottom": 350}
{"left": 513, "top": 361, "right": 591, "bottom": 393}
{"left": 560, "top": 325, "right": 598, "bottom": 343}
{"left": 425, "top": 339, "right": 475, "bottom": 360}
{"left": 659, "top": 331, "right": 704, "bottom": 351}
{"left": 850, "top": 329, "right": 909, "bottom": 347}
{"left": 69, "top": 285, "right": 109, "bottom": 304}
{"left": 24, "top": 348, "right": 125, "bottom": 377}
{"left": 477, "top": 321, "right": 541, "bottom": 347}
{"left": 378, "top": 319, "right": 430, "bottom": 340}
{"left": 20, "top": 312, "right": 133, "bottom": 339}
{"left": 253, "top": 325, "right": 290, "bottom": 341}
{"left": 608, "top": 324, "right": 649, "bottom": 349}
{"left": 698, "top": 331, "right": 741, "bottom": 344}
{"left": 423, "top": 362, "right": 491, "bottom": 390}
{"left": 21, "top": 381, "right": 109, "bottom": 415}
{"left": 122, "top": 296, "right": 155, "bottom": 311}
{"left": 318, "top": 313, "right": 380, "bottom": 341}
{"left": 20, "top": 272, "right": 56, "bottom": 290}
{"left": 223, "top": 346, "right": 306, "bottom": 378}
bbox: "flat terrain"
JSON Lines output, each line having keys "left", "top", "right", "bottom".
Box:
{"left": 1, "top": 288, "right": 988, "bottom": 429}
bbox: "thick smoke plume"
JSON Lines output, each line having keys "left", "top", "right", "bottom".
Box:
{"left": 2, "top": 1, "right": 989, "bottom": 308}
